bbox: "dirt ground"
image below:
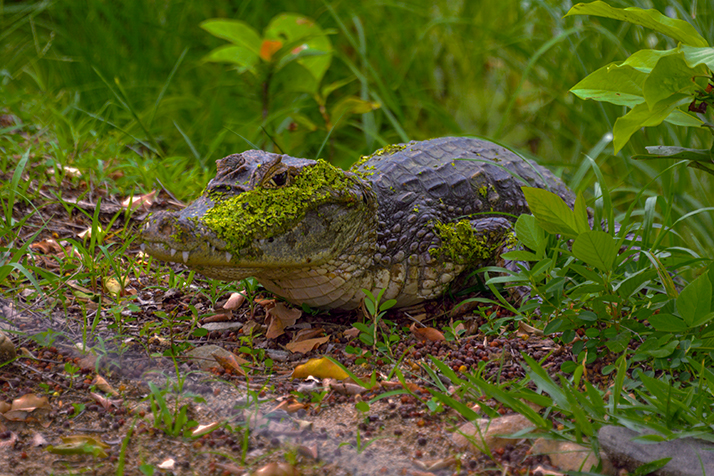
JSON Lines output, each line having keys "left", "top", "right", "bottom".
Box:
{"left": 0, "top": 159, "right": 599, "bottom": 476}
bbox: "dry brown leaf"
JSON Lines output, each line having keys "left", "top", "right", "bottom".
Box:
{"left": 89, "top": 392, "right": 120, "bottom": 412}
{"left": 254, "top": 297, "right": 276, "bottom": 310}
{"left": 78, "top": 225, "right": 102, "bottom": 240}
{"left": 410, "top": 323, "right": 446, "bottom": 342}
{"left": 291, "top": 357, "right": 348, "bottom": 380}
{"left": 29, "top": 239, "right": 63, "bottom": 254}
{"left": 293, "top": 327, "right": 325, "bottom": 341}
{"left": 121, "top": 190, "right": 156, "bottom": 210}
{"left": 0, "top": 401, "right": 11, "bottom": 413}
{"left": 266, "top": 303, "right": 302, "bottom": 339}
{"left": 12, "top": 394, "right": 50, "bottom": 412}
{"left": 202, "top": 312, "right": 232, "bottom": 323}
{"left": 223, "top": 291, "right": 247, "bottom": 310}
{"left": 518, "top": 321, "right": 544, "bottom": 336}
{"left": 285, "top": 336, "right": 329, "bottom": 354}
{"left": 92, "top": 375, "right": 119, "bottom": 396}
{"left": 324, "top": 379, "right": 366, "bottom": 396}
{"left": 30, "top": 432, "right": 48, "bottom": 447}
{"left": 297, "top": 443, "right": 318, "bottom": 459}
{"left": 214, "top": 462, "right": 243, "bottom": 475}
{"left": 191, "top": 421, "right": 221, "bottom": 437}
{"left": 254, "top": 462, "right": 300, "bottom": 476}
{"left": 343, "top": 327, "right": 360, "bottom": 339}
{"left": 212, "top": 351, "right": 248, "bottom": 376}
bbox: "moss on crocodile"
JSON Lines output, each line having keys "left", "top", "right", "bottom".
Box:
{"left": 349, "top": 143, "right": 408, "bottom": 178}
{"left": 201, "top": 159, "right": 361, "bottom": 252}
{"left": 430, "top": 219, "right": 504, "bottom": 265}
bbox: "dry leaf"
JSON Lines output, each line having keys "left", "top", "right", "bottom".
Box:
{"left": 0, "top": 401, "right": 11, "bottom": 413}
{"left": 223, "top": 291, "right": 247, "bottom": 310}
{"left": 121, "top": 190, "right": 156, "bottom": 210}
{"left": 191, "top": 421, "right": 221, "bottom": 437}
{"left": 212, "top": 351, "right": 248, "bottom": 376}
{"left": 30, "top": 432, "right": 48, "bottom": 447}
{"left": 158, "top": 458, "right": 175, "bottom": 469}
{"left": 297, "top": 443, "right": 318, "bottom": 459}
{"left": 410, "top": 323, "right": 446, "bottom": 342}
{"left": 29, "top": 239, "right": 63, "bottom": 254}
{"left": 285, "top": 336, "right": 329, "bottom": 354}
{"left": 293, "top": 328, "right": 325, "bottom": 341}
{"left": 48, "top": 435, "right": 109, "bottom": 458}
{"left": 92, "top": 375, "right": 119, "bottom": 396}
{"left": 254, "top": 462, "right": 300, "bottom": 476}
{"left": 343, "top": 327, "right": 360, "bottom": 339}
{"left": 291, "top": 357, "right": 349, "bottom": 380}
{"left": 324, "top": 379, "right": 366, "bottom": 396}
{"left": 78, "top": 225, "right": 102, "bottom": 240}
{"left": 266, "top": 303, "right": 302, "bottom": 339}
{"left": 12, "top": 394, "right": 50, "bottom": 412}
{"left": 202, "top": 312, "right": 232, "bottom": 323}
{"left": 255, "top": 298, "right": 276, "bottom": 310}
{"left": 214, "top": 462, "right": 243, "bottom": 475}
{"left": 518, "top": 321, "right": 544, "bottom": 336}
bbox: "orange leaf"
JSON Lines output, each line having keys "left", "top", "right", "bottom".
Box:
{"left": 259, "top": 40, "right": 283, "bottom": 61}
{"left": 410, "top": 323, "right": 446, "bottom": 342}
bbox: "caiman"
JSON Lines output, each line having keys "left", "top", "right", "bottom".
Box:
{"left": 140, "top": 137, "right": 574, "bottom": 310}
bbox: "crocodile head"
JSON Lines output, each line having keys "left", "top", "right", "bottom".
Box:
{"left": 140, "top": 150, "right": 377, "bottom": 281}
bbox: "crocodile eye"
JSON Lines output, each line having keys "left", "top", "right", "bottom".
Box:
{"left": 272, "top": 171, "right": 288, "bottom": 186}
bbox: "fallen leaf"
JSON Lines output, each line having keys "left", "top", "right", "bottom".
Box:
{"left": 212, "top": 351, "right": 248, "bottom": 376}
{"left": 0, "top": 401, "right": 11, "bottom": 413}
{"left": 297, "top": 443, "right": 318, "bottom": 459}
{"left": 293, "top": 328, "right": 325, "bottom": 341}
{"left": 291, "top": 357, "right": 349, "bottom": 380}
{"left": 12, "top": 394, "right": 50, "bottom": 412}
{"left": 215, "top": 462, "right": 244, "bottom": 475}
{"left": 410, "top": 323, "right": 446, "bottom": 342}
{"left": 254, "top": 462, "right": 299, "bottom": 476}
{"left": 191, "top": 421, "right": 221, "bottom": 437}
{"left": 121, "top": 190, "right": 156, "bottom": 210}
{"left": 224, "top": 291, "right": 247, "bottom": 310}
{"left": 47, "top": 435, "right": 109, "bottom": 458}
{"left": 30, "top": 432, "right": 48, "bottom": 447}
{"left": 266, "top": 303, "right": 302, "bottom": 339}
{"left": 255, "top": 298, "right": 276, "bottom": 310}
{"left": 78, "top": 225, "right": 103, "bottom": 240}
{"left": 202, "top": 312, "right": 232, "bottom": 323}
{"left": 29, "top": 239, "right": 63, "bottom": 254}
{"left": 343, "top": 327, "right": 360, "bottom": 339}
{"left": 324, "top": 379, "right": 366, "bottom": 396}
{"left": 285, "top": 336, "right": 329, "bottom": 354}
{"left": 158, "top": 458, "right": 175, "bottom": 469}
{"left": 518, "top": 321, "right": 544, "bottom": 336}
{"left": 92, "top": 375, "right": 119, "bottom": 396}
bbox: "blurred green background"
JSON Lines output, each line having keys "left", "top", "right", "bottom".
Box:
{"left": 2, "top": 0, "right": 713, "bottom": 252}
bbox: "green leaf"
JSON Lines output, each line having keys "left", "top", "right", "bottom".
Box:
{"left": 565, "top": 1, "right": 708, "bottom": 47}
{"left": 570, "top": 63, "right": 646, "bottom": 107}
{"left": 572, "top": 231, "right": 619, "bottom": 272}
{"left": 202, "top": 45, "right": 259, "bottom": 72}
{"left": 635, "top": 146, "right": 712, "bottom": 162}
{"left": 574, "top": 192, "right": 590, "bottom": 234}
{"left": 501, "top": 250, "right": 539, "bottom": 261}
{"left": 677, "top": 274, "right": 712, "bottom": 327}
{"left": 329, "top": 97, "right": 381, "bottom": 126}
{"left": 514, "top": 214, "right": 545, "bottom": 252}
{"left": 681, "top": 45, "right": 714, "bottom": 70}
{"left": 621, "top": 48, "right": 678, "bottom": 73}
{"left": 613, "top": 93, "right": 692, "bottom": 153}
{"left": 643, "top": 53, "right": 707, "bottom": 107}
{"left": 632, "top": 457, "right": 672, "bottom": 476}
{"left": 522, "top": 187, "right": 579, "bottom": 239}
{"left": 265, "top": 13, "right": 332, "bottom": 83}
{"left": 200, "top": 19, "right": 262, "bottom": 54}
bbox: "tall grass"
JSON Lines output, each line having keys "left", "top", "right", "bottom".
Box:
{"left": 1, "top": 0, "right": 713, "bottom": 255}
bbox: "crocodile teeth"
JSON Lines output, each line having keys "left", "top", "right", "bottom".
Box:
{"left": 182, "top": 251, "right": 189, "bottom": 263}
{"left": 169, "top": 248, "right": 177, "bottom": 257}
{"left": 225, "top": 252, "right": 232, "bottom": 262}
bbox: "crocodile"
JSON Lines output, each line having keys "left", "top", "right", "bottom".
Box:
{"left": 139, "top": 137, "right": 574, "bottom": 310}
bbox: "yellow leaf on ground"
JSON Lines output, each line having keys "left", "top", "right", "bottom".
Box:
{"left": 291, "top": 357, "right": 348, "bottom": 380}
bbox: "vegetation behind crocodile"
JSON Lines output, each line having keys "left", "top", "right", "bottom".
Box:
{"left": 140, "top": 137, "right": 574, "bottom": 309}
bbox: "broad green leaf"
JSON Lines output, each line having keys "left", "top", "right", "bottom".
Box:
{"left": 514, "top": 214, "right": 545, "bottom": 251}
{"left": 646, "top": 313, "right": 689, "bottom": 332}
{"left": 320, "top": 77, "right": 356, "bottom": 100}
{"left": 200, "top": 20, "right": 262, "bottom": 54}
{"left": 643, "top": 53, "right": 707, "bottom": 107}
{"left": 615, "top": 268, "right": 654, "bottom": 299}
{"left": 574, "top": 192, "right": 590, "bottom": 234}
{"left": 635, "top": 146, "right": 712, "bottom": 162}
{"left": 681, "top": 45, "right": 714, "bottom": 70}
{"left": 613, "top": 93, "right": 692, "bottom": 153}
{"left": 565, "top": 2, "right": 708, "bottom": 47}
{"left": 202, "top": 45, "right": 259, "bottom": 72}
{"left": 522, "top": 187, "right": 579, "bottom": 239}
{"left": 676, "top": 274, "right": 712, "bottom": 326}
{"left": 572, "top": 231, "right": 619, "bottom": 272}
{"left": 265, "top": 13, "right": 332, "bottom": 83}
{"left": 692, "top": 311, "right": 714, "bottom": 327}
{"left": 663, "top": 108, "right": 704, "bottom": 127}
{"left": 621, "top": 48, "right": 678, "bottom": 73}
{"left": 570, "top": 63, "right": 646, "bottom": 107}
{"left": 272, "top": 61, "right": 320, "bottom": 93}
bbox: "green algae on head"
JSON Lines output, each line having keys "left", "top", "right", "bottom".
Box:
{"left": 430, "top": 219, "right": 500, "bottom": 264}
{"left": 201, "top": 159, "right": 364, "bottom": 253}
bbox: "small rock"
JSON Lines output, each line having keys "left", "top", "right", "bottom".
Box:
{"left": 532, "top": 438, "right": 615, "bottom": 474}
{"left": 452, "top": 413, "right": 532, "bottom": 454}
{"left": 201, "top": 321, "right": 243, "bottom": 332}
{"left": 599, "top": 425, "right": 714, "bottom": 476}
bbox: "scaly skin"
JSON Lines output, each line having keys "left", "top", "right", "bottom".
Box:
{"left": 140, "top": 137, "right": 574, "bottom": 309}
